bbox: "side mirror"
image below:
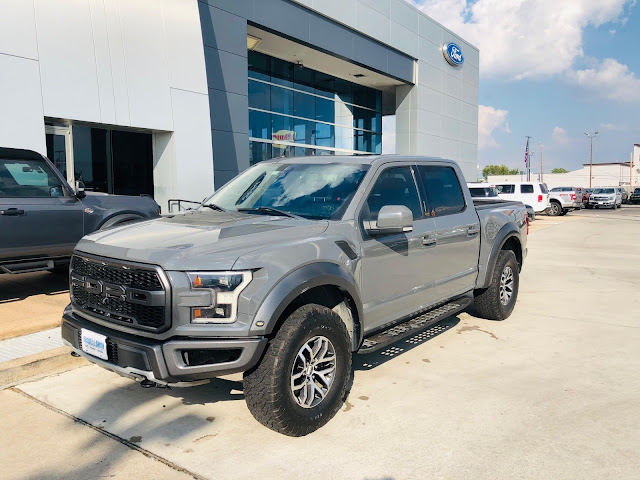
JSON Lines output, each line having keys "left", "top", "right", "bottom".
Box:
{"left": 366, "top": 205, "right": 414, "bottom": 236}
{"left": 75, "top": 180, "right": 86, "bottom": 198}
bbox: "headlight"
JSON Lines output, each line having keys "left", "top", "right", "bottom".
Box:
{"left": 187, "top": 271, "right": 252, "bottom": 323}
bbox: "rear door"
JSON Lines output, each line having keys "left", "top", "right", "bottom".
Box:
{"left": 518, "top": 183, "right": 537, "bottom": 207}
{"left": 0, "top": 154, "right": 84, "bottom": 262}
{"left": 416, "top": 163, "right": 480, "bottom": 300}
{"left": 358, "top": 164, "right": 439, "bottom": 332}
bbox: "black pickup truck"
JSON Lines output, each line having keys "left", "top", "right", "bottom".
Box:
{"left": 0, "top": 147, "right": 160, "bottom": 274}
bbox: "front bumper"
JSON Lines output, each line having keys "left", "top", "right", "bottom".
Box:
{"left": 62, "top": 306, "right": 267, "bottom": 385}
{"left": 589, "top": 200, "right": 614, "bottom": 207}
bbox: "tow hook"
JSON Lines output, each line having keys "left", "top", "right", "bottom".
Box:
{"left": 140, "top": 378, "right": 157, "bottom": 388}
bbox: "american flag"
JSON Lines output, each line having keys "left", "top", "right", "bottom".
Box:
{"left": 524, "top": 138, "right": 530, "bottom": 167}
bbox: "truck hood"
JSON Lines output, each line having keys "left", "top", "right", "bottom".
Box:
{"left": 75, "top": 211, "right": 329, "bottom": 271}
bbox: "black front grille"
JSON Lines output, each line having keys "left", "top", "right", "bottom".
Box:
{"left": 71, "top": 255, "right": 169, "bottom": 331}
{"left": 72, "top": 256, "right": 163, "bottom": 290}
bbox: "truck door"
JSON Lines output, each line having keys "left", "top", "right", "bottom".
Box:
{"left": 416, "top": 164, "right": 480, "bottom": 300}
{"left": 358, "top": 165, "right": 439, "bottom": 332}
{"left": 0, "top": 154, "right": 84, "bottom": 264}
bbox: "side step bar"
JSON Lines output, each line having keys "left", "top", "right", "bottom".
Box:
{"left": 0, "top": 260, "right": 54, "bottom": 274}
{"left": 358, "top": 296, "right": 472, "bottom": 354}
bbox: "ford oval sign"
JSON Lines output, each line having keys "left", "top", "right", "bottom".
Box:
{"left": 443, "top": 42, "right": 464, "bottom": 67}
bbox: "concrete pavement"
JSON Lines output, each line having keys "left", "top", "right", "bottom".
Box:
{"left": 3, "top": 206, "right": 640, "bottom": 479}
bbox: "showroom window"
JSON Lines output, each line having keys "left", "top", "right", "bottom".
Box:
{"left": 248, "top": 51, "right": 383, "bottom": 164}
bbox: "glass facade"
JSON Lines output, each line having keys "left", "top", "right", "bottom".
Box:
{"left": 248, "top": 51, "right": 382, "bottom": 165}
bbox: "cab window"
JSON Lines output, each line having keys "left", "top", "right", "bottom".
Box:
{"left": 417, "top": 165, "right": 465, "bottom": 217}
{"left": 496, "top": 184, "right": 515, "bottom": 194}
{"left": 0, "top": 158, "right": 65, "bottom": 197}
{"left": 362, "top": 166, "right": 422, "bottom": 222}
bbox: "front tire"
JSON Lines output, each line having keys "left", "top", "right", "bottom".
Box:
{"left": 243, "top": 304, "right": 352, "bottom": 436}
{"left": 474, "top": 250, "right": 519, "bottom": 321}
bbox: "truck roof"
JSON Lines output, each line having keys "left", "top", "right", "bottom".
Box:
{"left": 263, "top": 155, "right": 457, "bottom": 168}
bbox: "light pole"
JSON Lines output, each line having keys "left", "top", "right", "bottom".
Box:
{"left": 585, "top": 131, "right": 598, "bottom": 188}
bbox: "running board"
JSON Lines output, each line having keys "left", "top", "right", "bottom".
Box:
{"left": 358, "top": 297, "right": 472, "bottom": 354}
{"left": 0, "top": 260, "right": 54, "bottom": 274}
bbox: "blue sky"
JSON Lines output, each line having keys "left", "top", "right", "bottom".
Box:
{"left": 407, "top": 0, "right": 640, "bottom": 173}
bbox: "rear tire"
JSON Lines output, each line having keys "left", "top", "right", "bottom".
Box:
{"left": 549, "top": 202, "right": 562, "bottom": 216}
{"left": 243, "top": 304, "right": 352, "bottom": 437}
{"left": 474, "top": 250, "right": 519, "bottom": 321}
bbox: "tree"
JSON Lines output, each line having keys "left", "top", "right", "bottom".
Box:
{"left": 482, "top": 164, "right": 520, "bottom": 179}
{"left": 551, "top": 168, "right": 569, "bottom": 174}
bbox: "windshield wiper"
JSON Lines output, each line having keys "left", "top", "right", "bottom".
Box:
{"left": 237, "top": 206, "right": 303, "bottom": 219}
{"left": 202, "top": 203, "right": 226, "bottom": 212}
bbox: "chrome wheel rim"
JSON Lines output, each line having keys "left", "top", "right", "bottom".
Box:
{"left": 290, "top": 336, "right": 336, "bottom": 409}
{"left": 500, "top": 266, "right": 514, "bottom": 306}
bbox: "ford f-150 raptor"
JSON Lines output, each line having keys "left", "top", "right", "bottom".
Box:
{"left": 61, "top": 156, "right": 528, "bottom": 436}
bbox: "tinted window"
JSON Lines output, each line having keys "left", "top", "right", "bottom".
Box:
{"left": 418, "top": 166, "right": 465, "bottom": 216}
{"left": 497, "top": 184, "right": 515, "bottom": 194}
{"left": 0, "top": 158, "right": 64, "bottom": 197}
{"left": 521, "top": 184, "right": 534, "bottom": 193}
{"left": 539, "top": 184, "right": 549, "bottom": 193}
{"left": 364, "top": 166, "right": 422, "bottom": 221}
{"left": 469, "top": 187, "right": 498, "bottom": 197}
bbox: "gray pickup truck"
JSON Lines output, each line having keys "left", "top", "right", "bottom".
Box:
{"left": 0, "top": 147, "right": 160, "bottom": 274}
{"left": 61, "top": 156, "right": 528, "bottom": 436}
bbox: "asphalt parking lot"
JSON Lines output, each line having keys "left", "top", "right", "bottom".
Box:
{"left": 1, "top": 206, "right": 640, "bottom": 479}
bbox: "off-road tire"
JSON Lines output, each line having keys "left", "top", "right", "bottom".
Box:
{"left": 243, "top": 304, "right": 352, "bottom": 436}
{"left": 474, "top": 250, "right": 519, "bottom": 321}
{"left": 549, "top": 201, "right": 562, "bottom": 216}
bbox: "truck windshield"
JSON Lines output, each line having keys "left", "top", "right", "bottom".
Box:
{"left": 203, "top": 162, "right": 369, "bottom": 220}
{"left": 593, "top": 188, "right": 614, "bottom": 194}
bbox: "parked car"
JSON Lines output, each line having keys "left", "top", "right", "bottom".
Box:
{"left": 588, "top": 187, "right": 622, "bottom": 209}
{"left": 61, "top": 155, "right": 528, "bottom": 436}
{"left": 0, "top": 147, "right": 160, "bottom": 274}
{"left": 468, "top": 183, "right": 535, "bottom": 222}
{"left": 548, "top": 186, "right": 585, "bottom": 216}
{"left": 618, "top": 187, "right": 629, "bottom": 204}
{"left": 630, "top": 187, "right": 640, "bottom": 205}
{"left": 467, "top": 182, "right": 500, "bottom": 198}
{"left": 494, "top": 181, "right": 550, "bottom": 214}
{"left": 583, "top": 188, "right": 593, "bottom": 206}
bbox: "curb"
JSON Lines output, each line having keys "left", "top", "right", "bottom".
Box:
{"left": 0, "top": 346, "right": 87, "bottom": 389}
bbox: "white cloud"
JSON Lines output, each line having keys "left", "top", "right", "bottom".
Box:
{"left": 410, "top": 0, "right": 635, "bottom": 80}
{"left": 600, "top": 122, "right": 627, "bottom": 131}
{"left": 478, "top": 105, "right": 510, "bottom": 149}
{"left": 568, "top": 58, "right": 640, "bottom": 102}
{"left": 552, "top": 127, "right": 570, "bottom": 145}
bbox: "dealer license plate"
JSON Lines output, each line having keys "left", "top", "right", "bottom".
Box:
{"left": 81, "top": 328, "right": 108, "bottom": 360}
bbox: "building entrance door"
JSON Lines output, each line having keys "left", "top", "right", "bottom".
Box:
{"left": 45, "top": 125, "right": 74, "bottom": 187}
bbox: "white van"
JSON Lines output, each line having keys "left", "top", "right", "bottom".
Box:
{"left": 494, "top": 182, "right": 550, "bottom": 213}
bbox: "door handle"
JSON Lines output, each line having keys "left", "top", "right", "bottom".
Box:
{"left": 467, "top": 225, "right": 480, "bottom": 236}
{"left": 0, "top": 208, "right": 25, "bottom": 216}
{"left": 422, "top": 235, "right": 437, "bottom": 247}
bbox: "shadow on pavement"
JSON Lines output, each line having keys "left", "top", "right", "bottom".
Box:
{"left": 0, "top": 270, "right": 69, "bottom": 304}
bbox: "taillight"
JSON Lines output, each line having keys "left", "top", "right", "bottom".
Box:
{"left": 538, "top": 195, "right": 543, "bottom": 202}
{"left": 525, "top": 216, "right": 530, "bottom": 235}
{"left": 570, "top": 193, "right": 576, "bottom": 200}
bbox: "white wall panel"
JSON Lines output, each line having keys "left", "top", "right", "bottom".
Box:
{"left": 103, "top": 0, "right": 131, "bottom": 126}
{"left": 161, "top": 0, "right": 208, "bottom": 95}
{"left": 34, "top": 0, "right": 101, "bottom": 122}
{"left": 0, "top": 0, "right": 38, "bottom": 59}
{"left": 88, "top": 0, "right": 116, "bottom": 124}
{"left": 390, "top": 0, "right": 418, "bottom": 34}
{"left": 355, "top": 1, "right": 390, "bottom": 44}
{"left": 153, "top": 89, "right": 213, "bottom": 210}
{"left": 0, "top": 54, "right": 45, "bottom": 153}
{"left": 312, "top": 0, "right": 356, "bottom": 28}
{"left": 118, "top": 0, "right": 172, "bottom": 131}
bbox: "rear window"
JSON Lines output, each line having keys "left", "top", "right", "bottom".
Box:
{"left": 496, "top": 184, "right": 515, "bottom": 194}
{"left": 539, "top": 184, "right": 549, "bottom": 193}
{"left": 521, "top": 184, "right": 534, "bottom": 193}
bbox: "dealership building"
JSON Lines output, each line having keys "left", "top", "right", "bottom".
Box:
{"left": 0, "top": 0, "right": 479, "bottom": 211}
